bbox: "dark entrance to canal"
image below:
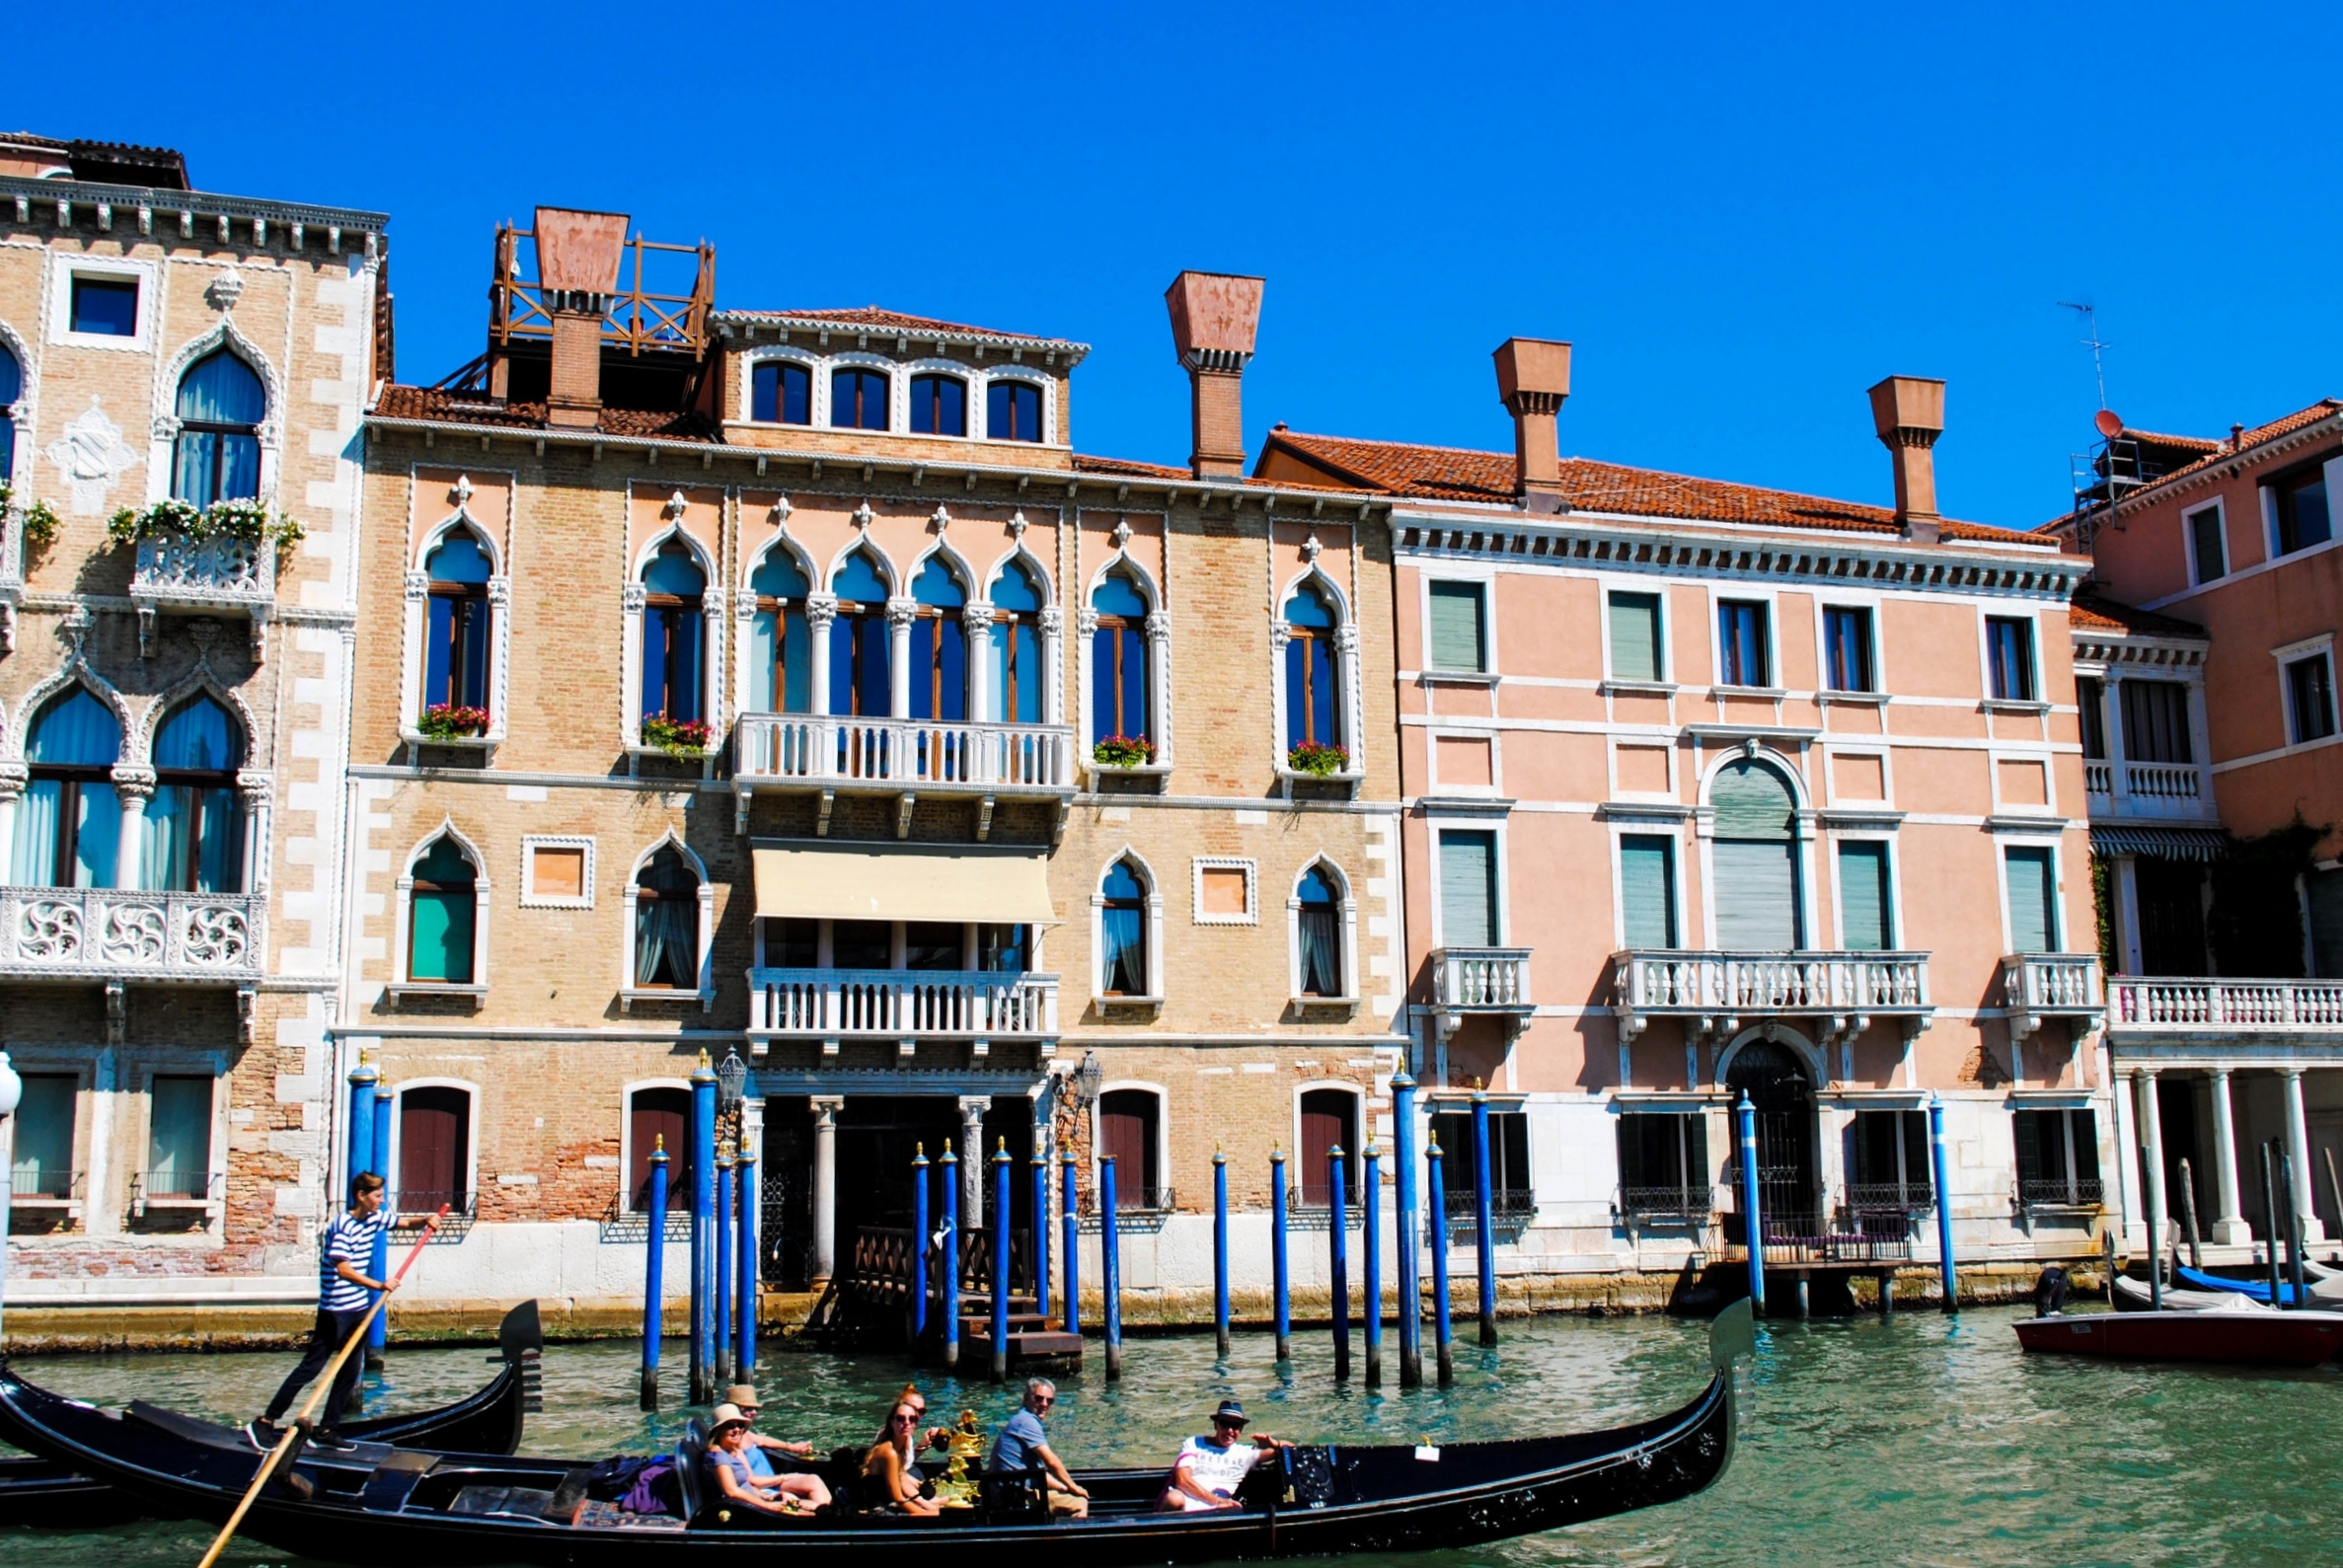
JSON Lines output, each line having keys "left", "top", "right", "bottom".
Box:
{"left": 1728, "top": 1039, "right": 1820, "bottom": 1245}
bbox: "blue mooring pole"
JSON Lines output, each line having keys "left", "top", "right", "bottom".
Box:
{"left": 991, "top": 1141, "right": 1013, "bottom": 1383}
{"left": 1928, "top": 1094, "right": 1958, "bottom": 1313}
{"left": 1270, "top": 1147, "right": 1292, "bottom": 1363}
{"left": 1328, "top": 1144, "right": 1351, "bottom": 1380}
{"left": 735, "top": 1146, "right": 757, "bottom": 1381}
{"left": 1059, "top": 1150, "right": 1080, "bottom": 1336}
{"left": 689, "top": 1058, "right": 718, "bottom": 1401}
{"left": 343, "top": 1063, "right": 377, "bottom": 1194}
{"left": 1101, "top": 1154, "right": 1123, "bottom": 1380}
{"left": 1472, "top": 1085, "right": 1498, "bottom": 1346}
{"left": 640, "top": 1139, "right": 668, "bottom": 1411}
{"left": 909, "top": 1146, "right": 931, "bottom": 1354}
{"left": 1736, "top": 1091, "right": 1766, "bottom": 1317}
{"left": 940, "top": 1146, "right": 961, "bottom": 1371}
{"left": 366, "top": 1086, "right": 393, "bottom": 1367}
{"left": 1363, "top": 1142, "right": 1384, "bottom": 1388}
{"left": 714, "top": 1148, "right": 734, "bottom": 1386}
{"left": 1031, "top": 1144, "right": 1051, "bottom": 1321}
{"left": 1427, "top": 1133, "right": 1454, "bottom": 1387}
{"left": 1213, "top": 1148, "right": 1232, "bottom": 1357}
{"left": 1394, "top": 1073, "right": 1422, "bottom": 1388}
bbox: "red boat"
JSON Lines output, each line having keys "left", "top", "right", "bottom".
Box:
{"left": 2014, "top": 1308, "right": 2343, "bottom": 1366}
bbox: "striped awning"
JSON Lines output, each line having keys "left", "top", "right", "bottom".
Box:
{"left": 2088, "top": 825, "right": 2230, "bottom": 862}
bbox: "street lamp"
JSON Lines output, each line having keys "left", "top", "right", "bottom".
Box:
{"left": 717, "top": 1049, "right": 749, "bottom": 1110}
{"left": 0, "top": 1051, "right": 21, "bottom": 1342}
{"left": 1073, "top": 1050, "right": 1103, "bottom": 1109}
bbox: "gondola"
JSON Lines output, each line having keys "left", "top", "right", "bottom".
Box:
{"left": 0, "top": 1299, "right": 542, "bottom": 1530}
{"left": 0, "top": 1303, "right": 1752, "bottom": 1566}
{"left": 2173, "top": 1263, "right": 2343, "bottom": 1307}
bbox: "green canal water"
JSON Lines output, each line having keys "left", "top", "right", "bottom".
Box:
{"left": 2, "top": 1305, "right": 2337, "bottom": 1567}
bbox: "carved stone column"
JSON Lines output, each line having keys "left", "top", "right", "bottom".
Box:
{"left": 804, "top": 595, "right": 837, "bottom": 717}
{"left": 810, "top": 1096, "right": 843, "bottom": 1284}
{"left": 112, "top": 766, "right": 156, "bottom": 892}
{"left": 886, "top": 597, "right": 918, "bottom": 718}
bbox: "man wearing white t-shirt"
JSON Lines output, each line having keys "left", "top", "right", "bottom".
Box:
{"left": 1157, "top": 1399, "right": 1289, "bottom": 1512}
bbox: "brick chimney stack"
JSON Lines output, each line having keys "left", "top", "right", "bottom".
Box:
{"left": 1866, "top": 375, "right": 1946, "bottom": 544}
{"left": 534, "top": 206, "right": 629, "bottom": 430}
{"left": 1165, "top": 270, "right": 1264, "bottom": 479}
{"left": 1492, "top": 337, "right": 1572, "bottom": 512}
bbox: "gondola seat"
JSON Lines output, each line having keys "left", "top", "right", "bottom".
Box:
{"left": 673, "top": 1422, "right": 709, "bottom": 1525}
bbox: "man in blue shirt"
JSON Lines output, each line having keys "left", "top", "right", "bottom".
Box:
{"left": 254, "top": 1172, "right": 395, "bottom": 1447}
{"left": 989, "top": 1378, "right": 1088, "bottom": 1518}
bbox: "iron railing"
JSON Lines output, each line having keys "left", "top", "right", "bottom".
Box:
{"left": 2018, "top": 1176, "right": 2104, "bottom": 1209}
{"left": 1618, "top": 1185, "right": 1713, "bottom": 1223}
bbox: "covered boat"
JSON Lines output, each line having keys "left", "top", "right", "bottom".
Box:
{"left": 0, "top": 1303, "right": 1753, "bottom": 1566}
{"left": 2014, "top": 1306, "right": 2343, "bottom": 1366}
{"left": 2108, "top": 1275, "right": 2271, "bottom": 1314}
{"left": 0, "top": 1299, "right": 542, "bottom": 1529}
{"left": 2173, "top": 1264, "right": 2343, "bottom": 1307}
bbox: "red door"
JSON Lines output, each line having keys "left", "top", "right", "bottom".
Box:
{"left": 1097, "top": 1090, "right": 1158, "bottom": 1205}
{"left": 1299, "top": 1089, "right": 1357, "bottom": 1207}
{"left": 631, "top": 1088, "right": 690, "bottom": 1212}
{"left": 399, "top": 1086, "right": 469, "bottom": 1210}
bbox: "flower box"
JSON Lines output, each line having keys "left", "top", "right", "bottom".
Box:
{"left": 642, "top": 715, "right": 714, "bottom": 758}
{"left": 1092, "top": 735, "right": 1157, "bottom": 769}
{"left": 416, "top": 705, "right": 491, "bottom": 740}
{"left": 1286, "top": 740, "right": 1351, "bottom": 777}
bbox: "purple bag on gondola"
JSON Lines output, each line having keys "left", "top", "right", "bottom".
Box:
{"left": 618, "top": 1459, "right": 678, "bottom": 1516}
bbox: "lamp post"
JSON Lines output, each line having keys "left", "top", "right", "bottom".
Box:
{"left": 0, "top": 1052, "right": 20, "bottom": 1343}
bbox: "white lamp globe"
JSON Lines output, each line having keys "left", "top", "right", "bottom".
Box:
{"left": 0, "top": 1050, "right": 20, "bottom": 1118}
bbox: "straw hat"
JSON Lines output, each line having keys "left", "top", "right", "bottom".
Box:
{"left": 724, "top": 1384, "right": 760, "bottom": 1408}
{"left": 710, "top": 1402, "right": 752, "bottom": 1435}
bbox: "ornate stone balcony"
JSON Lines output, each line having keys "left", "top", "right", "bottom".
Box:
{"left": 129, "top": 535, "right": 276, "bottom": 658}
{"left": 2001, "top": 953, "right": 2105, "bottom": 1042}
{"left": 2082, "top": 759, "right": 2216, "bottom": 822}
{"left": 0, "top": 885, "right": 263, "bottom": 1039}
{"left": 745, "top": 966, "right": 1059, "bottom": 1058}
{"left": 732, "top": 713, "right": 1075, "bottom": 833}
{"left": 2108, "top": 977, "right": 2343, "bottom": 1040}
{"left": 1612, "top": 948, "right": 1931, "bottom": 1043}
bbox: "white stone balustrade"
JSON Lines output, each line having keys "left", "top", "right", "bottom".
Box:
{"left": 733, "top": 714, "right": 1074, "bottom": 794}
{"left": 2109, "top": 977, "right": 2343, "bottom": 1033}
{"left": 1612, "top": 949, "right": 1930, "bottom": 1042}
{"left": 745, "top": 966, "right": 1059, "bottom": 1056}
{"left": 2000, "top": 952, "right": 2104, "bottom": 1041}
{"left": 1429, "top": 946, "right": 1535, "bottom": 1012}
{"left": 129, "top": 534, "right": 276, "bottom": 657}
{"left": 0, "top": 886, "right": 264, "bottom": 982}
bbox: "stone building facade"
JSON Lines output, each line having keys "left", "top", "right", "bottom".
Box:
{"left": 0, "top": 132, "right": 387, "bottom": 1312}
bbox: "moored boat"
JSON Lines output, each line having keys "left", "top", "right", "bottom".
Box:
{"left": 2173, "top": 1264, "right": 2343, "bottom": 1307}
{"left": 0, "top": 1302, "right": 1753, "bottom": 1566}
{"left": 0, "top": 1299, "right": 542, "bottom": 1530}
{"left": 2014, "top": 1306, "right": 2343, "bottom": 1366}
{"left": 2108, "top": 1275, "right": 2271, "bottom": 1314}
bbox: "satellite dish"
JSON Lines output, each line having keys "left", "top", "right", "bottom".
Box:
{"left": 2093, "top": 409, "right": 2124, "bottom": 439}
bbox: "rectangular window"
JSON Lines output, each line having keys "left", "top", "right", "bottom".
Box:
{"left": 762, "top": 916, "right": 818, "bottom": 968}
{"left": 2013, "top": 1108, "right": 2101, "bottom": 1205}
{"left": 1618, "top": 834, "right": 1678, "bottom": 949}
{"left": 2187, "top": 505, "right": 2227, "bottom": 583}
{"left": 1426, "top": 581, "right": 1488, "bottom": 673}
{"left": 1847, "top": 1110, "right": 1931, "bottom": 1214}
{"left": 2288, "top": 654, "right": 2337, "bottom": 744}
{"left": 750, "top": 360, "right": 811, "bottom": 425}
{"left": 144, "top": 1076, "right": 212, "bottom": 1200}
{"left": 978, "top": 923, "right": 1027, "bottom": 972}
{"left": 903, "top": 921, "right": 962, "bottom": 971}
{"left": 16, "top": 1076, "right": 78, "bottom": 1200}
{"left": 831, "top": 920, "right": 890, "bottom": 971}
{"left": 1836, "top": 841, "right": 1893, "bottom": 950}
{"left": 1438, "top": 829, "right": 1498, "bottom": 947}
{"left": 2120, "top": 680, "right": 2194, "bottom": 764}
{"left": 69, "top": 275, "right": 138, "bottom": 336}
{"left": 2003, "top": 846, "right": 2058, "bottom": 953}
{"left": 1617, "top": 1113, "right": 1709, "bottom": 1218}
{"left": 1716, "top": 600, "right": 1769, "bottom": 687}
{"left": 1986, "top": 616, "right": 2036, "bottom": 701}
{"left": 2272, "top": 467, "right": 2333, "bottom": 557}
{"left": 1823, "top": 606, "right": 1875, "bottom": 693}
{"left": 2077, "top": 676, "right": 2106, "bottom": 760}
{"left": 1433, "top": 1108, "right": 1531, "bottom": 1216}
{"left": 1607, "top": 591, "right": 1663, "bottom": 682}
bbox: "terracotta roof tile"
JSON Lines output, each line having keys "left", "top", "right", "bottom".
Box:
{"left": 2069, "top": 591, "right": 2205, "bottom": 638}
{"left": 1072, "top": 452, "right": 1190, "bottom": 479}
{"left": 718, "top": 305, "right": 1079, "bottom": 348}
{"left": 2112, "top": 399, "right": 2343, "bottom": 505}
{"left": 371, "top": 385, "right": 719, "bottom": 441}
{"left": 1258, "top": 429, "right": 2042, "bottom": 546}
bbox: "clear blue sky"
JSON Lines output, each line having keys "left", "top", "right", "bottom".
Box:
{"left": 17, "top": 2, "right": 2338, "bottom": 530}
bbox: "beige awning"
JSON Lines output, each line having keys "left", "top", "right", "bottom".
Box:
{"left": 750, "top": 841, "right": 1058, "bottom": 925}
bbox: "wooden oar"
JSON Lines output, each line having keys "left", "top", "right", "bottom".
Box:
{"left": 195, "top": 1205, "right": 447, "bottom": 1568}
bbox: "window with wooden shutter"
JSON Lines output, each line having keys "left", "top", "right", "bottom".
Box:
{"left": 1438, "top": 830, "right": 1498, "bottom": 946}
{"left": 1619, "top": 834, "right": 1677, "bottom": 948}
{"left": 1836, "top": 841, "right": 1892, "bottom": 950}
{"left": 1607, "top": 591, "right": 1662, "bottom": 682}
{"left": 1427, "top": 581, "right": 1487, "bottom": 673}
{"left": 1097, "top": 1089, "right": 1162, "bottom": 1206}
{"left": 2003, "top": 846, "right": 2057, "bottom": 952}
{"left": 398, "top": 1086, "right": 470, "bottom": 1211}
{"left": 1709, "top": 760, "right": 1801, "bottom": 949}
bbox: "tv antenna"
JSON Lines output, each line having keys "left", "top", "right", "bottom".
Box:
{"left": 2058, "top": 301, "right": 2111, "bottom": 412}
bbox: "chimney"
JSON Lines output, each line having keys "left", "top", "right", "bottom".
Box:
{"left": 1867, "top": 375, "right": 1946, "bottom": 543}
{"left": 1492, "top": 337, "right": 1572, "bottom": 511}
{"left": 1165, "top": 270, "right": 1264, "bottom": 479}
{"left": 534, "top": 206, "right": 629, "bottom": 429}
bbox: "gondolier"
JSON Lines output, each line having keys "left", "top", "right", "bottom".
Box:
{"left": 253, "top": 1173, "right": 398, "bottom": 1447}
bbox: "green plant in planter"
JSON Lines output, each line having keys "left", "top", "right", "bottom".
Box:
{"left": 2, "top": 483, "right": 62, "bottom": 550}
{"left": 642, "top": 714, "right": 714, "bottom": 757}
{"left": 1093, "top": 735, "right": 1156, "bottom": 769}
{"left": 416, "top": 704, "right": 491, "bottom": 740}
{"left": 107, "top": 496, "right": 305, "bottom": 554}
{"left": 1286, "top": 740, "right": 1351, "bottom": 777}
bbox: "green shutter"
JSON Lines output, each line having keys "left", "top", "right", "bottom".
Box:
{"left": 1710, "top": 760, "right": 1796, "bottom": 840}
{"left": 1427, "top": 581, "right": 1486, "bottom": 672}
{"left": 1608, "top": 592, "right": 1662, "bottom": 682}
{"left": 1713, "top": 841, "right": 1799, "bottom": 948}
{"left": 146, "top": 1077, "right": 212, "bottom": 1188}
{"left": 1837, "top": 841, "right": 1891, "bottom": 950}
{"left": 2004, "top": 847, "right": 2056, "bottom": 953}
{"left": 1439, "top": 830, "right": 1497, "bottom": 946}
{"left": 1619, "top": 835, "right": 1677, "bottom": 948}
{"left": 412, "top": 890, "right": 476, "bottom": 983}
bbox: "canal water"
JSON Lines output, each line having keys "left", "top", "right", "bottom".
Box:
{"left": 3, "top": 1305, "right": 2338, "bottom": 1567}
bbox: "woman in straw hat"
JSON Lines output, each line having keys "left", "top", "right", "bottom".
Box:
{"left": 704, "top": 1403, "right": 831, "bottom": 1517}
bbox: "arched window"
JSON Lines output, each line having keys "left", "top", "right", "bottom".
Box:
{"left": 828, "top": 548, "right": 893, "bottom": 716}
{"left": 988, "top": 379, "right": 1042, "bottom": 443}
{"left": 407, "top": 837, "right": 478, "bottom": 984}
{"left": 988, "top": 560, "right": 1044, "bottom": 723}
{"left": 1091, "top": 569, "right": 1151, "bottom": 745}
{"left": 751, "top": 360, "right": 811, "bottom": 425}
{"left": 145, "top": 696, "right": 244, "bottom": 893}
{"left": 1296, "top": 863, "right": 1342, "bottom": 997}
{"left": 908, "top": 559, "right": 968, "bottom": 722}
{"left": 1283, "top": 581, "right": 1340, "bottom": 751}
{"left": 1710, "top": 759, "right": 1802, "bottom": 949}
{"left": 909, "top": 374, "right": 967, "bottom": 437}
{"left": 0, "top": 341, "right": 19, "bottom": 481}
{"left": 629, "top": 1086, "right": 691, "bottom": 1213}
{"left": 831, "top": 367, "right": 888, "bottom": 431}
{"left": 633, "top": 845, "right": 701, "bottom": 990}
{"left": 747, "top": 547, "right": 811, "bottom": 713}
{"left": 1099, "top": 858, "right": 1149, "bottom": 996}
{"left": 398, "top": 1085, "right": 472, "bottom": 1213}
{"left": 171, "top": 349, "right": 265, "bottom": 505}
{"left": 640, "top": 541, "right": 706, "bottom": 725}
{"left": 16, "top": 690, "right": 121, "bottom": 888}
{"left": 423, "top": 528, "right": 493, "bottom": 715}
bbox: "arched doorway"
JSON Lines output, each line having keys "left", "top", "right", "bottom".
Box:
{"left": 1726, "top": 1038, "right": 1820, "bottom": 1245}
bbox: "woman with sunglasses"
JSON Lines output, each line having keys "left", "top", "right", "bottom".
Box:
{"left": 860, "top": 1403, "right": 942, "bottom": 1515}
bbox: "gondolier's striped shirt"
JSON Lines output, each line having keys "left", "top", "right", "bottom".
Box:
{"left": 319, "top": 1211, "right": 387, "bottom": 1312}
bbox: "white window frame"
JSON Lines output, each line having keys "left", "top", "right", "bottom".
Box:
{"left": 400, "top": 482, "right": 514, "bottom": 755}
{"left": 0, "top": 316, "right": 33, "bottom": 483}
{"left": 383, "top": 1077, "right": 483, "bottom": 1214}
{"left": 1707, "top": 586, "right": 1782, "bottom": 694}
{"left": 621, "top": 503, "right": 726, "bottom": 752}
{"left": 1091, "top": 1081, "right": 1172, "bottom": 1207}
{"left": 823, "top": 349, "right": 898, "bottom": 433}
{"left": 46, "top": 254, "right": 156, "bottom": 351}
{"left": 2276, "top": 634, "right": 2340, "bottom": 748}
{"left": 1607, "top": 817, "right": 1688, "bottom": 951}
{"left": 1598, "top": 576, "right": 1674, "bottom": 690}
{"left": 1077, "top": 536, "right": 1173, "bottom": 776}
{"left": 1190, "top": 855, "right": 1257, "bottom": 925}
{"left": 733, "top": 522, "right": 821, "bottom": 719}
{"left": 2184, "top": 498, "right": 2228, "bottom": 585}
{"left": 1694, "top": 743, "right": 1818, "bottom": 951}
{"left": 900, "top": 359, "right": 978, "bottom": 439}
{"left": 130, "top": 1062, "right": 226, "bottom": 1218}
{"left": 1287, "top": 857, "right": 1360, "bottom": 1004}
{"left": 1821, "top": 744, "right": 1894, "bottom": 806}
{"left": 1986, "top": 747, "right": 2060, "bottom": 818}
{"left": 1427, "top": 816, "right": 1509, "bottom": 950}
{"left": 620, "top": 1077, "right": 695, "bottom": 1215}
{"left": 1420, "top": 567, "right": 1498, "bottom": 679}
{"left": 737, "top": 346, "right": 821, "bottom": 429}
{"left": 1977, "top": 606, "right": 2049, "bottom": 711}
{"left": 2261, "top": 456, "right": 2343, "bottom": 561}
{"left": 620, "top": 832, "right": 716, "bottom": 1012}
{"left": 974, "top": 539, "right": 1064, "bottom": 725}
{"left": 1605, "top": 737, "right": 1675, "bottom": 801}
{"left": 974, "top": 367, "right": 1057, "bottom": 447}
{"left": 1292, "top": 1081, "right": 1367, "bottom": 1185}
{"left": 1270, "top": 563, "right": 1364, "bottom": 783}
{"left": 518, "top": 834, "right": 595, "bottom": 909}
{"left": 1992, "top": 832, "right": 2066, "bottom": 956}
{"left": 389, "top": 819, "right": 491, "bottom": 1000}
{"left": 10, "top": 1061, "right": 94, "bottom": 1221}
{"left": 147, "top": 321, "right": 285, "bottom": 509}
{"left": 1825, "top": 830, "right": 1903, "bottom": 952}
{"left": 1091, "top": 847, "right": 1167, "bottom": 1008}
{"left": 1814, "top": 595, "right": 1889, "bottom": 701}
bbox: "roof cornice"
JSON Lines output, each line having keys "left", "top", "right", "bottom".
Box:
{"left": 0, "top": 175, "right": 386, "bottom": 252}
{"left": 712, "top": 313, "right": 1089, "bottom": 368}
{"left": 2108, "top": 409, "right": 2343, "bottom": 518}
